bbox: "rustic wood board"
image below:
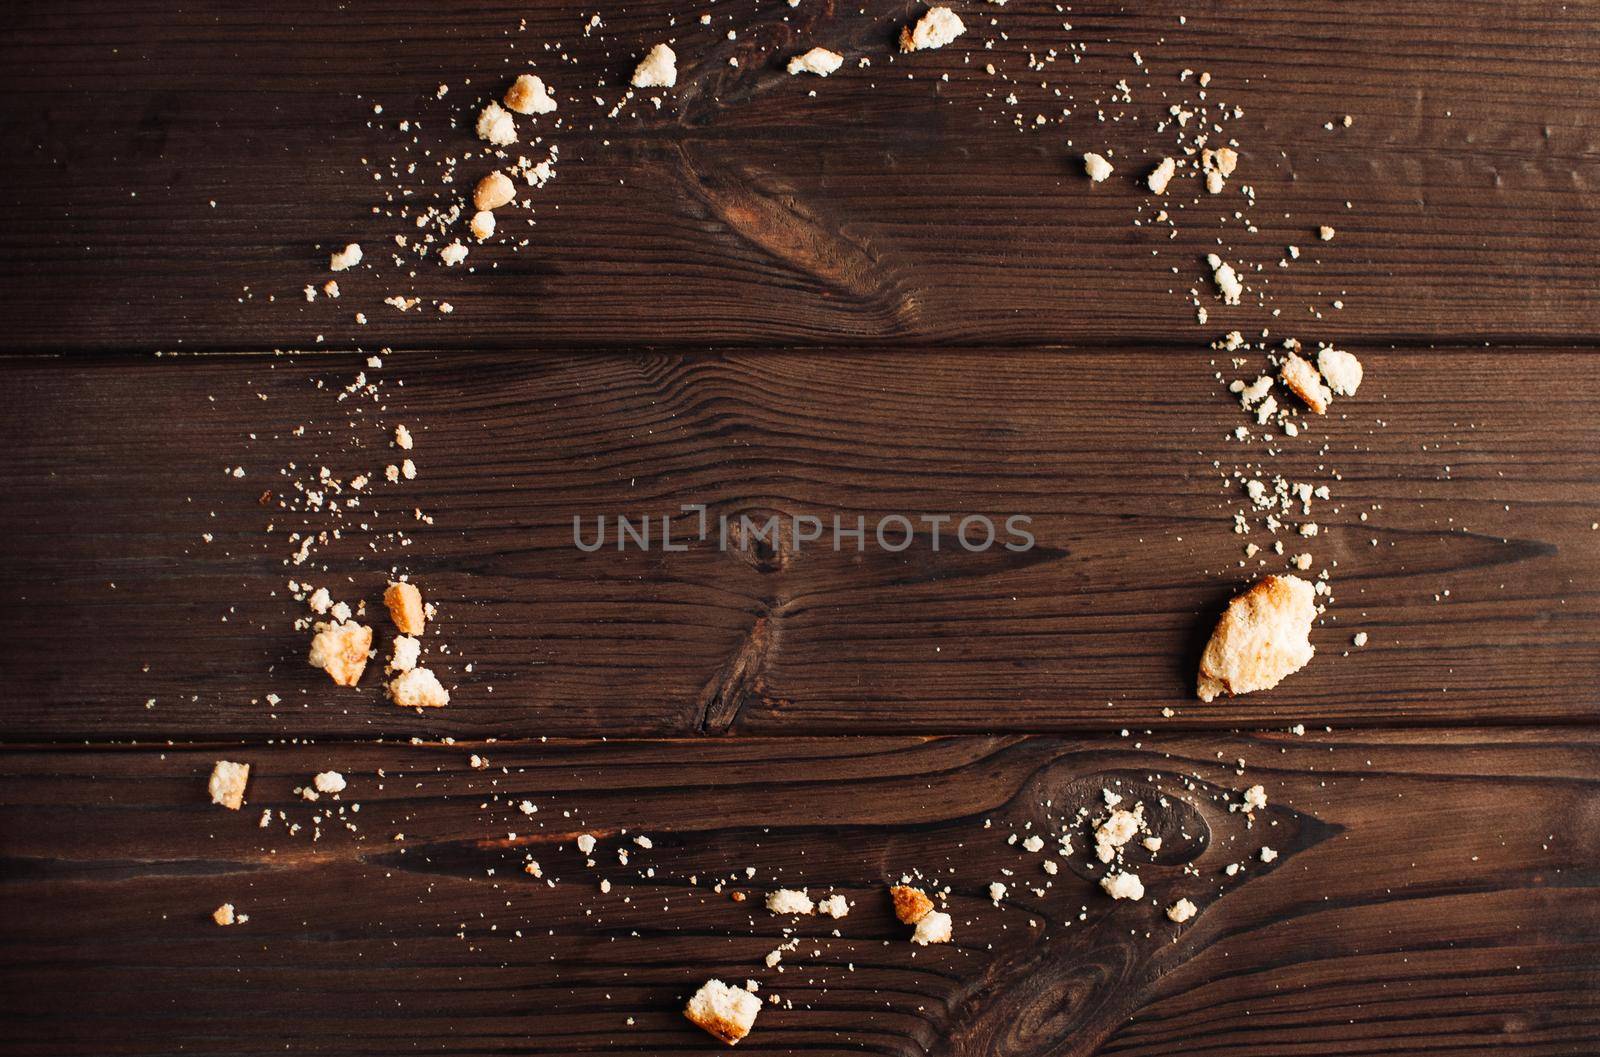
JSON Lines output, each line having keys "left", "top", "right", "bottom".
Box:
{"left": 2, "top": 732, "right": 1596, "bottom": 1057}
{"left": 3, "top": 0, "right": 1599, "bottom": 1053}
{"left": 3, "top": 0, "right": 1599, "bottom": 351}
{"left": 2, "top": 351, "right": 1595, "bottom": 741}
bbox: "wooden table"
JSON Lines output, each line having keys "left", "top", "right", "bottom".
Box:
{"left": 1, "top": 2, "right": 1597, "bottom": 1055}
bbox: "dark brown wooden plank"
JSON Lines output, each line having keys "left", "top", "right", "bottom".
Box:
{"left": 2, "top": 0, "right": 1598, "bottom": 351}
{"left": 1, "top": 732, "right": 1596, "bottom": 1056}
{"left": 2, "top": 351, "right": 1595, "bottom": 740}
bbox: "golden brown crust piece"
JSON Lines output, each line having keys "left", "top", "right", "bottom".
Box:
{"left": 889, "top": 884, "right": 934, "bottom": 924}
{"left": 691, "top": 1010, "right": 749, "bottom": 1045}
{"left": 384, "top": 581, "right": 426, "bottom": 636}
{"left": 1280, "top": 352, "right": 1332, "bottom": 414}
{"left": 1197, "top": 575, "right": 1317, "bottom": 702}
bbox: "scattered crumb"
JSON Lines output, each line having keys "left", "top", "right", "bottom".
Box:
{"left": 207, "top": 760, "right": 250, "bottom": 811}
{"left": 384, "top": 580, "right": 426, "bottom": 636}
{"left": 308, "top": 621, "right": 374, "bottom": 687}
{"left": 787, "top": 47, "right": 844, "bottom": 77}
{"left": 388, "top": 667, "right": 450, "bottom": 708}
{"left": 1197, "top": 575, "right": 1317, "bottom": 701}
{"left": 684, "top": 979, "right": 760, "bottom": 1045}
{"left": 632, "top": 44, "right": 679, "bottom": 89}
{"left": 899, "top": 7, "right": 966, "bottom": 52}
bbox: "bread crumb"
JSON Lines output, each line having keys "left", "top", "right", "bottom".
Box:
{"left": 632, "top": 44, "right": 679, "bottom": 88}
{"left": 684, "top": 979, "right": 760, "bottom": 1045}
{"left": 384, "top": 581, "right": 426, "bottom": 635}
{"left": 388, "top": 667, "right": 449, "bottom": 708}
{"left": 1166, "top": 897, "right": 1197, "bottom": 923}
{"left": 313, "top": 770, "right": 346, "bottom": 795}
{"left": 440, "top": 241, "right": 468, "bottom": 267}
{"left": 389, "top": 634, "right": 421, "bottom": 673}
{"left": 899, "top": 7, "right": 966, "bottom": 52}
{"left": 1083, "top": 152, "right": 1114, "bottom": 183}
{"left": 475, "top": 102, "right": 517, "bottom": 146}
{"left": 1353, "top": 631, "right": 1369, "bottom": 647}
{"left": 307, "top": 587, "right": 333, "bottom": 615}
{"left": 1319, "top": 225, "right": 1336, "bottom": 241}
{"left": 1147, "top": 157, "right": 1175, "bottom": 194}
{"left": 1260, "top": 846, "right": 1279, "bottom": 863}
{"left": 329, "top": 243, "right": 362, "bottom": 272}
{"left": 765, "top": 888, "right": 815, "bottom": 915}
{"left": 576, "top": 833, "right": 597, "bottom": 855}
{"left": 474, "top": 171, "right": 517, "bottom": 211}
{"left": 787, "top": 47, "right": 844, "bottom": 76}
{"left": 1317, "top": 348, "right": 1363, "bottom": 396}
{"left": 308, "top": 621, "right": 374, "bottom": 687}
{"left": 504, "top": 73, "right": 558, "bottom": 115}
{"left": 912, "top": 909, "right": 953, "bottom": 945}
{"left": 208, "top": 760, "right": 250, "bottom": 810}
{"left": 212, "top": 903, "right": 239, "bottom": 926}
{"left": 817, "top": 893, "right": 850, "bottom": 918}
{"left": 1206, "top": 253, "right": 1243, "bottom": 305}
{"left": 889, "top": 884, "right": 935, "bottom": 924}
{"left": 1242, "top": 784, "right": 1268, "bottom": 812}
{"left": 1280, "top": 352, "right": 1332, "bottom": 414}
{"left": 470, "top": 210, "right": 496, "bottom": 240}
{"left": 1100, "top": 870, "right": 1145, "bottom": 900}
{"left": 1196, "top": 575, "right": 1316, "bottom": 702}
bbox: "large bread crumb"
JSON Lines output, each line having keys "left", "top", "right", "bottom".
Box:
{"left": 504, "top": 74, "right": 558, "bottom": 115}
{"left": 389, "top": 634, "right": 421, "bottom": 673}
{"left": 1206, "top": 253, "right": 1243, "bottom": 305}
{"left": 475, "top": 102, "right": 517, "bottom": 146}
{"left": 329, "top": 243, "right": 362, "bottom": 272}
{"left": 889, "top": 884, "right": 934, "bottom": 924}
{"left": 899, "top": 7, "right": 965, "bottom": 52}
{"left": 1084, "top": 152, "right": 1114, "bottom": 183}
{"left": 308, "top": 621, "right": 373, "bottom": 687}
{"left": 208, "top": 760, "right": 250, "bottom": 810}
{"left": 384, "top": 581, "right": 426, "bottom": 636}
{"left": 1147, "top": 157, "right": 1175, "bottom": 194}
{"left": 817, "top": 893, "right": 850, "bottom": 918}
{"left": 1197, "top": 575, "right": 1317, "bottom": 702}
{"left": 911, "top": 909, "right": 953, "bottom": 944}
{"left": 389, "top": 667, "right": 450, "bottom": 708}
{"left": 631, "top": 44, "right": 678, "bottom": 88}
{"left": 1318, "top": 348, "right": 1363, "bottom": 395}
{"left": 787, "top": 47, "right": 844, "bottom": 76}
{"left": 1280, "top": 352, "right": 1332, "bottom": 414}
{"left": 1100, "top": 870, "right": 1145, "bottom": 900}
{"left": 765, "top": 888, "right": 815, "bottom": 915}
{"left": 684, "top": 979, "right": 760, "bottom": 1045}
{"left": 474, "top": 171, "right": 517, "bottom": 211}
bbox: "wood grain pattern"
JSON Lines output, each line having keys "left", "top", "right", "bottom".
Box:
{"left": 2, "top": 2, "right": 1598, "bottom": 1053}
{"left": 3, "top": 351, "right": 1595, "bottom": 741}
{"left": 2, "top": 732, "right": 1595, "bottom": 1056}
{"left": 2, "top": 0, "right": 1598, "bottom": 351}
